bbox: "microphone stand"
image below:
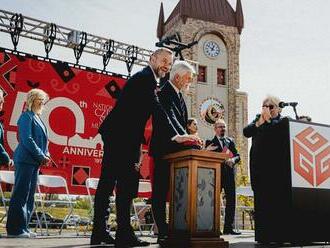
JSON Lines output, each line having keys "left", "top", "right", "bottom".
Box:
{"left": 292, "top": 105, "right": 300, "bottom": 120}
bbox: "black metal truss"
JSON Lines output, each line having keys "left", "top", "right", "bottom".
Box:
{"left": 0, "top": 9, "right": 152, "bottom": 67}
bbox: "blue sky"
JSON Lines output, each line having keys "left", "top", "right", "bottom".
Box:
{"left": 1, "top": 0, "right": 329, "bottom": 124}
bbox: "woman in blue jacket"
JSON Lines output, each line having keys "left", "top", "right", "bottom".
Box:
{"left": 6, "top": 89, "right": 50, "bottom": 238}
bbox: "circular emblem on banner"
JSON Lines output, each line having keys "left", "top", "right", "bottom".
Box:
{"left": 200, "top": 98, "right": 225, "bottom": 125}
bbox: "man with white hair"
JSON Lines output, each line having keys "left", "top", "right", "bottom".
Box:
{"left": 149, "top": 60, "right": 200, "bottom": 243}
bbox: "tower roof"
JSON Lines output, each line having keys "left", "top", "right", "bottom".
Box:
{"left": 157, "top": 0, "right": 244, "bottom": 39}
{"left": 157, "top": 2, "right": 165, "bottom": 39}
{"left": 235, "top": 0, "right": 244, "bottom": 34}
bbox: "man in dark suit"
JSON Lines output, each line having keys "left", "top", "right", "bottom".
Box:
{"left": 149, "top": 60, "right": 200, "bottom": 242}
{"left": 91, "top": 48, "right": 197, "bottom": 247}
{"left": 206, "top": 119, "right": 241, "bottom": 235}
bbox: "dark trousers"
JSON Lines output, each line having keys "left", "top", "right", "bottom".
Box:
{"left": 253, "top": 189, "right": 262, "bottom": 241}
{"left": 151, "top": 158, "right": 170, "bottom": 236}
{"left": 221, "top": 164, "right": 236, "bottom": 231}
{"left": 92, "top": 160, "right": 116, "bottom": 238}
{"left": 92, "top": 142, "right": 139, "bottom": 239}
{"left": 6, "top": 162, "right": 39, "bottom": 235}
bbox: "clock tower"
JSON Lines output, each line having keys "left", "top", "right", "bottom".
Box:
{"left": 157, "top": 0, "right": 248, "bottom": 179}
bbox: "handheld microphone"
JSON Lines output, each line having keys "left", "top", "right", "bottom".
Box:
{"left": 279, "top": 101, "right": 298, "bottom": 108}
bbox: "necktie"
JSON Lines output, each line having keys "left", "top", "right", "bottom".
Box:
{"left": 178, "top": 92, "right": 186, "bottom": 116}
{"left": 219, "top": 137, "right": 226, "bottom": 149}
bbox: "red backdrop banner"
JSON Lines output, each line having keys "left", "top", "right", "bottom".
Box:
{"left": 0, "top": 48, "right": 152, "bottom": 195}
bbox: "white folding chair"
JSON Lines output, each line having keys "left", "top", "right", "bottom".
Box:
{"left": 0, "top": 170, "right": 15, "bottom": 223}
{"left": 132, "top": 180, "right": 154, "bottom": 236}
{"left": 0, "top": 170, "right": 44, "bottom": 234}
{"left": 85, "top": 178, "right": 98, "bottom": 233}
{"left": 86, "top": 178, "right": 99, "bottom": 206}
{"left": 235, "top": 186, "right": 254, "bottom": 230}
{"left": 37, "top": 175, "right": 77, "bottom": 235}
{"left": 85, "top": 177, "right": 116, "bottom": 233}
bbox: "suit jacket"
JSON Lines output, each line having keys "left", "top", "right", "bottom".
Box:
{"left": 205, "top": 136, "right": 240, "bottom": 165}
{"left": 99, "top": 66, "right": 178, "bottom": 164}
{"left": 243, "top": 114, "right": 282, "bottom": 190}
{"left": 14, "top": 111, "right": 49, "bottom": 165}
{"left": 149, "top": 81, "right": 188, "bottom": 158}
{"left": 0, "top": 122, "right": 10, "bottom": 165}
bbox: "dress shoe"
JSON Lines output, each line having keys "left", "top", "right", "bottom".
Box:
{"left": 91, "top": 233, "right": 115, "bottom": 245}
{"left": 223, "top": 229, "right": 241, "bottom": 235}
{"left": 157, "top": 234, "right": 168, "bottom": 244}
{"left": 256, "top": 240, "right": 270, "bottom": 246}
{"left": 128, "top": 237, "right": 150, "bottom": 247}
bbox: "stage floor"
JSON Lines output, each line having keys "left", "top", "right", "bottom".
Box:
{"left": 0, "top": 230, "right": 329, "bottom": 247}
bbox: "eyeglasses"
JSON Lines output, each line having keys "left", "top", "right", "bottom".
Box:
{"left": 263, "top": 105, "right": 275, "bottom": 110}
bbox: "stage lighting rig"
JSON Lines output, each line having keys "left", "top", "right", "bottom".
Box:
{"left": 102, "top": 39, "right": 116, "bottom": 71}
{"left": 9, "top": 13, "right": 23, "bottom": 51}
{"left": 68, "top": 31, "right": 87, "bottom": 64}
{"left": 43, "top": 23, "right": 56, "bottom": 58}
{"left": 125, "top": 45, "right": 138, "bottom": 76}
{"left": 0, "top": 9, "right": 198, "bottom": 75}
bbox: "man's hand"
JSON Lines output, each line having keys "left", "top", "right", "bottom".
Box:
{"left": 134, "top": 144, "right": 144, "bottom": 172}
{"left": 134, "top": 162, "right": 142, "bottom": 172}
{"left": 174, "top": 134, "right": 202, "bottom": 144}
{"left": 205, "top": 144, "right": 218, "bottom": 151}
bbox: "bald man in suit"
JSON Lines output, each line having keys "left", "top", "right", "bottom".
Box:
{"left": 206, "top": 119, "right": 241, "bottom": 235}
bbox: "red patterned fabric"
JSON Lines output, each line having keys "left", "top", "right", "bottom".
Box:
{"left": 0, "top": 48, "right": 152, "bottom": 194}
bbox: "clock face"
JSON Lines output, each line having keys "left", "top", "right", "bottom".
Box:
{"left": 203, "top": 41, "right": 221, "bottom": 58}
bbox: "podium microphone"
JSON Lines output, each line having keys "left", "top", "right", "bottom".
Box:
{"left": 279, "top": 101, "right": 300, "bottom": 120}
{"left": 279, "top": 101, "right": 298, "bottom": 108}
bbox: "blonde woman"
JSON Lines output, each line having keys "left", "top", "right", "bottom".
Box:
{"left": 6, "top": 89, "right": 50, "bottom": 238}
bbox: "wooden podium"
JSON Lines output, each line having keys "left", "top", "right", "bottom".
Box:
{"left": 162, "top": 149, "right": 229, "bottom": 248}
